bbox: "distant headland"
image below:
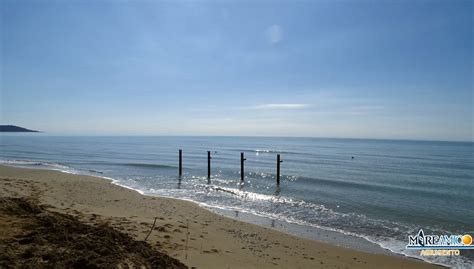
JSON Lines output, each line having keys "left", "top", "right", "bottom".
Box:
{"left": 0, "top": 125, "right": 39, "bottom": 132}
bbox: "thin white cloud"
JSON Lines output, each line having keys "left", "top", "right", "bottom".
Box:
{"left": 254, "top": 104, "right": 308, "bottom": 110}
{"left": 343, "top": 105, "right": 385, "bottom": 115}
{"left": 265, "top": 24, "right": 283, "bottom": 44}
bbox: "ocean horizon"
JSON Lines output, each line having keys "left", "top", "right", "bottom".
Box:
{"left": 1, "top": 134, "right": 473, "bottom": 268}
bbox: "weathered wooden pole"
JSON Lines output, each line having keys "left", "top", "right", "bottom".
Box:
{"left": 207, "top": 151, "right": 211, "bottom": 180}
{"left": 179, "top": 149, "right": 182, "bottom": 177}
{"left": 276, "top": 154, "right": 282, "bottom": 186}
{"left": 240, "top": 152, "right": 246, "bottom": 181}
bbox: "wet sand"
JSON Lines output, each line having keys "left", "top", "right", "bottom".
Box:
{"left": 0, "top": 165, "right": 441, "bottom": 268}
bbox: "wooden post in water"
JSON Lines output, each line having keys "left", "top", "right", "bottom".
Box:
{"left": 207, "top": 151, "right": 211, "bottom": 180}
{"left": 276, "top": 154, "right": 282, "bottom": 186}
{"left": 179, "top": 149, "right": 182, "bottom": 177}
{"left": 240, "top": 152, "right": 246, "bottom": 181}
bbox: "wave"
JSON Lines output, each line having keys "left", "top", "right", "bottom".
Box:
{"left": 244, "top": 171, "right": 298, "bottom": 181}
{"left": 255, "top": 149, "right": 284, "bottom": 153}
{"left": 227, "top": 148, "right": 301, "bottom": 155}
{"left": 195, "top": 184, "right": 331, "bottom": 211}
{"left": 123, "top": 163, "right": 177, "bottom": 169}
{"left": 144, "top": 181, "right": 470, "bottom": 268}
{"left": 181, "top": 188, "right": 469, "bottom": 268}
{"left": 0, "top": 159, "right": 112, "bottom": 176}
{"left": 0, "top": 159, "right": 72, "bottom": 171}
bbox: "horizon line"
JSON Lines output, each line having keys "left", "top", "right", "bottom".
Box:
{"left": 1, "top": 132, "right": 472, "bottom": 144}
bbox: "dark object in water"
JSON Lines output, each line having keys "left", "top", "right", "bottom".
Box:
{"left": 207, "top": 151, "right": 212, "bottom": 180}
{"left": 277, "top": 154, "right": 283, "bottom": 186}
{"left": 179, "top": 149, "right": 183, "bottom": 177}
{"left": 241, "top": 152, "right": 246, "bottom": 182}
{"left": 351, "top": 156, "right": 354, "bottom": 159}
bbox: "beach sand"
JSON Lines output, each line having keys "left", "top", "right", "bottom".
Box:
{"left": 0, "top": 165, "right": 441, "bottom": 268}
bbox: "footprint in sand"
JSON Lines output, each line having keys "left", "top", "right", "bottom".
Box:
{"left": 155, "top": 226, "right": 168, "bottom": 232}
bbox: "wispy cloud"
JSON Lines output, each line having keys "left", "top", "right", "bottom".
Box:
{"left": 254, "top": 104, "right": 308, "bottom": 110}
{"left": 344, "top": 105, "right": 384, "bottom": 115}
{"left": 265, "top": 24, "right": 283, "bottom": 44}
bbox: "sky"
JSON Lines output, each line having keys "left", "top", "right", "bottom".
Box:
{"left": 1, "top": 0, "right": 472, "bottom": 141}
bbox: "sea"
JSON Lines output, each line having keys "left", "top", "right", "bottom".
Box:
{"left": 1, "top": 134, "right": 473, "bottom": 268}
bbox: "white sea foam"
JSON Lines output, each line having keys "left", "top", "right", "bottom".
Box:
{"left": 0, "top": 159, "right": 78, "bottom": 174}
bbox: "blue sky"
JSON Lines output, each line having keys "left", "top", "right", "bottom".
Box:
{"left": 1, "top": 0, "right": 472, "bottom": 141}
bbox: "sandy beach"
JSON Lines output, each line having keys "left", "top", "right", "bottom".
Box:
{"left": 0, "top": 165, "right": 441, "bottom": 268}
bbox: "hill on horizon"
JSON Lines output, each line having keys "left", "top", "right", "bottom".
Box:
{"left": 0, "top": 125, "right": 39, "bottom": 132}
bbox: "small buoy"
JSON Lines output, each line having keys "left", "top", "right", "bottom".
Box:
{"left": 351, "top": 156, "right": 354, "bottom": 159}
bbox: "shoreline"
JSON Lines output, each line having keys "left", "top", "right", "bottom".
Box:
{"left": 0, "top": 165, "right": 443, "bottom": 268}
{"left": 208, "top": 206, "right": 391, "bottom": 254}
{"left": 69, "top": 165, "right": 450, "bottom": 267}
{"left": 0, "top": 162, "right": 407, "bottom": 255}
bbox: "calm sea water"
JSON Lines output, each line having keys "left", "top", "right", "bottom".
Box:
{"left": 1, "top": 135, "right": 473, "bottom": 268}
